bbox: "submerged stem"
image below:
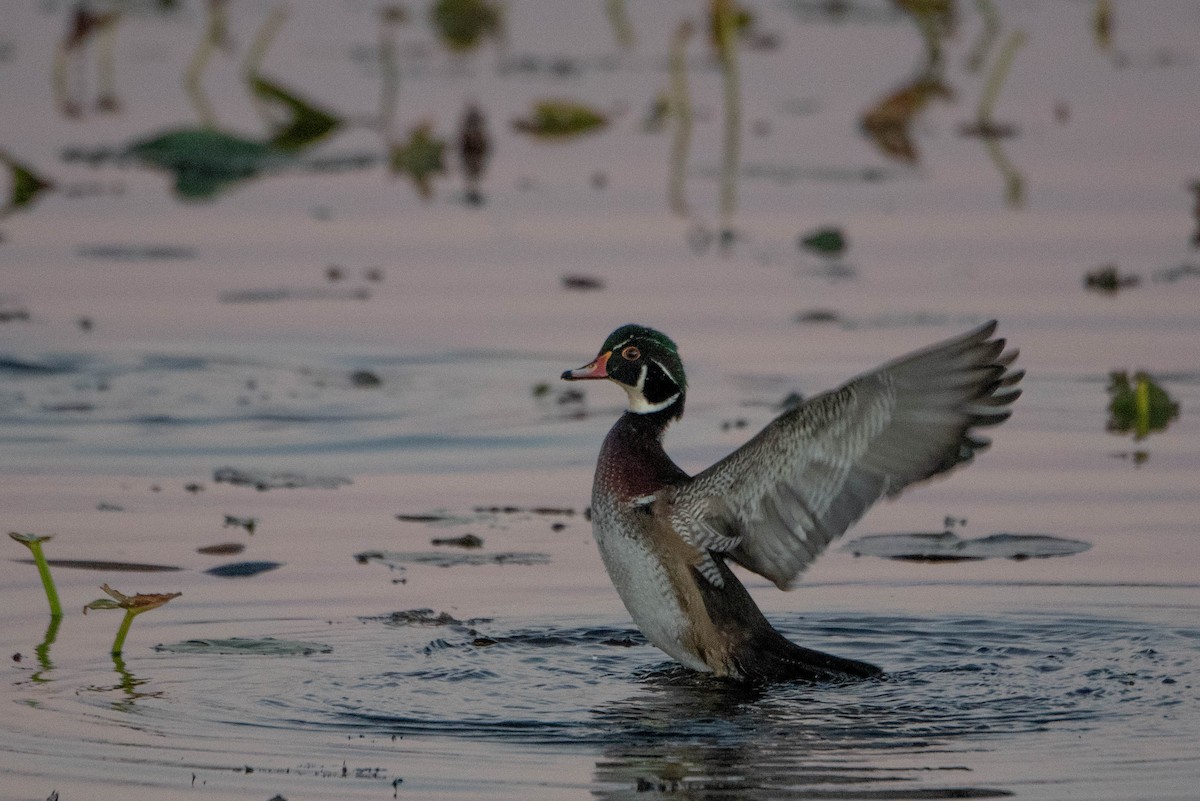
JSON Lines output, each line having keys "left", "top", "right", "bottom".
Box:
{"left": 111, "top": 609, "right": 137, "bottom": 656}
{"left": 713, "top": 0, "right": 741, "bottom": 240}
{"left": 667, "top": 20, "right": 693, "bottom": 216}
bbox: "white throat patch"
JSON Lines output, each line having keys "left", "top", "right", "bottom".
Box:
{"left": 621, "top": 364, "right": 680, "bottom": 414}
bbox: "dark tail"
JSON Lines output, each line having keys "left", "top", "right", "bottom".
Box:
{"left": 731, "top": 628, "right": 883, "bottom": 684}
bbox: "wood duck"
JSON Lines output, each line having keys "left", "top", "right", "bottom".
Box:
{"left": 562, "top": 321, "right": 1022, "bottom": 683}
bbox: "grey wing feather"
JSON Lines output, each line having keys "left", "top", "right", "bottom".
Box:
{"left": 672, "top": 320, "right": 1023, "bottom": 589}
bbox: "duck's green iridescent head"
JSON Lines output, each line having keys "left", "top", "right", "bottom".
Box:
{"left": 561, "top": 324, "right": 686, "bottom": 418}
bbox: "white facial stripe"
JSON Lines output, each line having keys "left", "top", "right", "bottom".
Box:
{"left": 650, "top": 357, "right": 676, "bottom": 386}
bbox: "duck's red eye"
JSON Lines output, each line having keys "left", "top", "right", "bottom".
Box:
{"left": 621, "top": 346, "right": 641, "bottom": 361}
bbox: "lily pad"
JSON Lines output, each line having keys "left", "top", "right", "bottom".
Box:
{"left": 248, "top": 76, "right": 343, "bottom": 152}
{"left": 154, "top": 637, "right": 331, "bottom": 656}
{"left": 845, "top": 531, "right": 1091, "bottom": 562}
{"left": 798, "top": 226, "right": 847, "bottom": 256}
{"left": 125, "top": 128, "right": 293, "bottom": 200}
{"left": 204, "top": 560, "right": 283, "bottom": 578}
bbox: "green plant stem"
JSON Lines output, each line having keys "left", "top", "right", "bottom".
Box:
{"left": 978, "top": 29, "right": 1026, "bottom": 123}
{"left": 27, "top": 539, "right": 62, "bottom": 618}
{"left": 713, "top": 0, "right": 741, "bottom": 238}
{"left": 667, "top": 20, "right": 693, "bottom": 216}
{"left": 111, "top": 609, "right": 137, "bottom": 656}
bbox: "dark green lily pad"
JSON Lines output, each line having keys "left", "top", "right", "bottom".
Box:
{"left": 204, "top": 560, "right": 283, "bottom": 577}
{"left": 154, "top": 637, "right": 331, "bottom": 656}
{"left": 125, "top": 128, "right": 293, "bottom": 200}
{"left": 845, "top": 531, "right": 1091, "bottom": 562}
{"left": 798, "top": 226, "right": 847, "bottom": 256}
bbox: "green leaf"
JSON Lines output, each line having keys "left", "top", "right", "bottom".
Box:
{"left": 430, "top": 0, "right": 502, "bottom": 52}
{"left": 125, "top": 128, "right": 292, "bottom": 200}
{"left": 389, "top": 123, "right": 446, "bottom": 199}
{"left": 248, "top": 76, "right": 343, "bottom": 152}
{"left": 799, "top": 226, "right": 847, "bottom": 256}
{"left": 512, "top": 100, "right": 608, "bottom": 140}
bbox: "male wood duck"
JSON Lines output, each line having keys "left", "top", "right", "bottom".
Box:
{"left": 562, "top": 321, "right": 1021, "bottom": 683}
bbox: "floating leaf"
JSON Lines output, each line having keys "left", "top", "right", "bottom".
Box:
{"left": 798, "top": 226, "right": 847, "bottom": 256}
{"left": 248, "top": 76, "right": 343, "bottom": 152}
{"left": 430, "top": 0, "right": 502, "bottom": 52}
{"left": 18, "top": 559, "right": 181, "bottom": 572}
{"left": 1084, "top": 264, "right": 1139, "bottom": 294}
{"left": 125, "top": 128, "right": 292, "bottom": 200}
{"left": 154, "top": 637, "right": 331, "bottom": 656}
{"left": 389, "top": 123, "right": 446, "bottom": 199}
{"left": 512, "top": 100, "right": 608, "bottom": 140}
{"left": 204, "top": 560, "right": 283, "bottom": 578}
{"left": 84, "top": 584, "right": 182, "bottom": 614}
{"left": 355, "top": 549, "right": 550, "bottom": 569}
{"left": 1, "top": 154, "right": 54, "bottom": 214}
{"left": 846, "top": 531, "right": 1091, "bottom": 562}
{"left": 860, "top": 78, "right": 951, "bottom": 164}
{"left": 1107, "top": 371, "right": 1179, "bottom": 440}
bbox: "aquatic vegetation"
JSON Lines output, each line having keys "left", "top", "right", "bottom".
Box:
{"left": 962, "top": 28, "right": 1027, "bottom": 206}
{"left": 1107, "top": 371, "right": 1180, "bottom": 441}
{"left": 249, "top": 76, "right": 344, "bottom": 153}
{"left": 457, "top": 103, "right": 490, "bottom": 204}
{"left": 125, "top": 128, "right": 292, "bottom": 200}
{"left": 84, "top": 584, "right": 182, "bottom": 655}
{"left": 667, "top": 20, "right": 695, "bottom": 216}
{"left": 0, "top": 152, "right": 54, "bottom": 218}
{"left": 154, "top": 637, "right": 331, "bottom": 656}
{"left": 512, "top": 100, "right": 608, "bottom": 140}
{"left": 183, "top": 0, "right": 234, "bottom": 127}
{"left": 1084, "top": 264, "right": 1140, "bottom": 293}
{"left": 1093, "top": 0, "right": 1114, "bottom": 51}
{"left": 9, "top": 532, "right": 63, "bottom": 618}
{"left": 798, "top": 226, "right": 848, "bottom": 256}
{"left": 431, "top": 533, "right": 483, "bottom": 549}
{"left": 389, "top": 122, "right": 447, "bottom": 199}
{"left": 861, "top": 78, "right": 951, "bottom": 164}
{"left": 430, "top": 0, "right": 503, "bottom": 53}
{"left": 222, "top": 514, "right": 257, "bottom": 534}
{"left": 213, "top": 466, "right": 352, "bottom": 491}
{"left": 204, "top": 561, "right": 283, "bottom": 578}
{"left": 52, "top": 5, "right": 121, "bottom": 117}
{"left": 846, "top": 531, "right": 1091, "bottom": 562}
{"left": 605, "top": 0, "right": 636, "bottom": 49}
{"left": 964, "top": 0, "right": 1001, "bottom": 73}
{"left": 712, "top": 0, "right": 743, "bottom": 240}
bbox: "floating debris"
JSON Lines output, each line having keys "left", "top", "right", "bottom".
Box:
{"left": 512, "top": 100, "right": 608, "bottom": 140}
{"left": 431, "top": 533, "right": 484, "bottom": 549}
{"left": 350, "top": 369, "right": 382, "bottom": 388}
{"left": 218, "top": 286, "right": 371, "bottom": 303}
{"left": 846, "top": 531, "right": 1091, "bottom": 562}
{"left": 354, "top": 550, "right": 550, "bottom": 569}
{"left": 213, "top": 467, "right": 352, "bottom": 491}
{"left": 1107, "top": 371, "right": 1180, "bottom": 441}
{"left": 861, "top": 78, "right": 951, "bottom": 164}
{"left": 204, "top": 561, "right": 283, "bottom": 578}
{"left": 1155, "top": 263, "right": 1200, "bottom": 283}
{"left": 562, "top": 274, "right": 605, "bottom": 291}
{"left": 154, "top": 637, "right": 332, "bottom": 656}
{"left": 396, "top": 513, "right": 454, "bottom": 523}
{"left": 125, "top": 128, "right": 292, "bottom": 200}
{"left": 794, "top": 309, "right": 840, "bottom": 324}
{"left": 1084, "top": 264, "right": 1140, "bottom": 293}
{"left": 363, "top": 609, "right": 482, "bottom": 627}
{"left": 77, "top": 244, "right": 197, "bottom": 261}
{"left": 532, "top": 382, "right": 586, "bottom": 419}
{"left": 222, "top": 515, "right": 257, "bottom": 535}
{"left": 197, "top": 543, "right": 245, "bottom": 556}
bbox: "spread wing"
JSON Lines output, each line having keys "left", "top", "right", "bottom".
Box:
{"left": 672, "top": 321, "right": 1022, "bottom": 589}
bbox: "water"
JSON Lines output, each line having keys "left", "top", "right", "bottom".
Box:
{"left": 3, "top": 1, "right": 1200, "bottom": 799}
